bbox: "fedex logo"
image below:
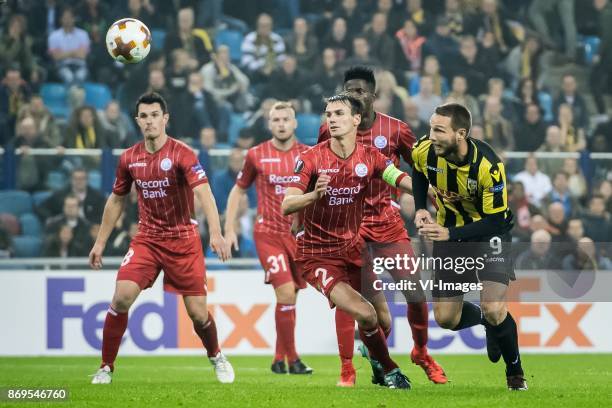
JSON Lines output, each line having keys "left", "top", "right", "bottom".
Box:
{"left": 46, "top": 278, "right": 271, "bottom": 351}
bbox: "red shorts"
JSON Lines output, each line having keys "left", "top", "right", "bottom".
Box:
{"left": 296, "top": 244, "right": 364, "bottom": 307}
{"left": 254, "top": 231, "right": 306, "bottom": 289}
{"left": 117, "top": 236, "right": 207, "bottom": 296}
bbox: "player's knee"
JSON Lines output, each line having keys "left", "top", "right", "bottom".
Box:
{"left": 481, "top": 302, "right": 506, "bottom": 326}
{"left": 275, "top": 285, "right": 297, "bottom": 304}
{"left": 354, "top": 303, "right": 378, "bottom": 328}
{"left": 111, "top": 295, "right": 135, "bottom": 313}
{"left": 434, "top": 306, "right": 460, "bottom": 330}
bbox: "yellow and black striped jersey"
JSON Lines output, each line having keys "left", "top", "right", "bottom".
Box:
{"left": 411, "top": 136, "right": 513, "bottom": 231}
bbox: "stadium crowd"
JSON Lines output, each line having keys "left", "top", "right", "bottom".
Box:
{"left": 1, "top": 0, "right": 612, "bottom": 267}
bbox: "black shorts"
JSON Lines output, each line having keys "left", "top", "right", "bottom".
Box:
{"left": 431, "top": 232, "right": 514, "bottom": 298}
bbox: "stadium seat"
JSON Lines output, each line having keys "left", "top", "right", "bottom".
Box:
{"left": 40, "top": 83, "right": 69, "bottom": 118}
{"left": 32, "top": 191, "right": 52, "bottom": 207}
{"left": 538, "top": 91, "right": 553, "bottom": 122}
{"left": 581, "top": 36, "right": 601, "bottom": 66}
{"left": 0, "top": 190, "right": 32, "bottom": 216}
{"left": 151, "top": 29, "right": 167, "bottom": 50}
{"left": 88, "top": 170, "right": 102, "bottom": 190}
{"left": 0, "top": 213, "right": 21, "bottom": 235}
{"left": 19, "top": 213, "right": 41, "bottom": 237}
{"left": 46, "top": 171, "right": 67, "bottom": 191}
{"left": 214, "top": 29, "right": 243, "bottom": 62}
{"left": 228, "top": 113, "right": 247, "bottom": 144}
{"left": 296, "top": 113, "right": 322, "bottom": 145}
{"left": 84, "top": 82, "right": 113, "bottom": 110}
{"left": 12, "top": 236, "right": 42, "bottom": 257}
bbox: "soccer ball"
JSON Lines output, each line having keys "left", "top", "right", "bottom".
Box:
{"left": 105, "top": 18, "right": 151, "bottom": 64}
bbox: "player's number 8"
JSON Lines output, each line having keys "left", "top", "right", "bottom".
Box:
{"left": 121, "top": 248, "right": 135, "bottom": 266}
{"left": 489, "top": 236, "right": 502, "bottom": 255}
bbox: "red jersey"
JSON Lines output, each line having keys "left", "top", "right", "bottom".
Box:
{"left": 289, "top": 140, "right": 391, "bottom": 258}
{"left": 318, "top": 112, "right": 416, "bottom": 241}
{"left": 113, "top": 137, "right": 209, "bottom": 240}
{"left": 236, "top": 140, "right": 308, "bottom": 233}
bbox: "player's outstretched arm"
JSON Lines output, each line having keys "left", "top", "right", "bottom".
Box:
{"left": 381, "top": 163, "right": 413, "bottom": 194}
{"left": 282, "top": 175, "right": 330, "bottom": 215}
{"left": 193, "top": 183, "right": 231, "bottom": 262}
{"left": 89, "top": 193, "right": 127, "bottom": 270}
{"left": 224, "top": 184, "right": 247, "bottom": 251}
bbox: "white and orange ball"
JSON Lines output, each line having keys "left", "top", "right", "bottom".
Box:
{"left": 105, "top": 18, "right": 151, "bottom": 64}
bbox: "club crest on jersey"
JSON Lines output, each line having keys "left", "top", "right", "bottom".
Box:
{"left": 294, "top": 159, "right": 304, "bottom": 174}
{"left": 160, "top": 158, "right": 172, "bottom": 171}
{"left": 467, "top": 178, "right": 478, "bottom": 196}
{"left": 355, "top": 163, "right": 368, "bottom": 177}
{"left": 374, "top": 135, "right": 387, "bottom": 149}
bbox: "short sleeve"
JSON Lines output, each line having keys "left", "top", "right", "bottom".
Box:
{"left": 481, "top": 162, "right": 508, "bottom": 214}
{"left": 236, "top": 149, "right": 257, "bottom": 189}
{"left": 180, "top": 146, "right": 209, "bottom": 188}
{"left": 373, "top": 150, "right": 392, "bottom": 177}
{"left": 288, "top": 153, "right": 314, "bottom": 192}
{"left": 411, "top": 136, "right": 430, "bottom": 174}
{"left": 112, "top": 153, "right": 133, "bottom": 196}
{"left": 317, "top": 123, "right": 330, "bottom": 144}
{"left": 397, "top": 122, "right": 416, "bottom": 164}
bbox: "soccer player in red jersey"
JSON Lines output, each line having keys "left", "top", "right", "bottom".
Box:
{"left": 224, "top": 101, "right": 313, "bottom": 375}
{"left": 318, "top": 67, "right": 447, "bottom": 386}
{"left": 88, "top": 92, "right": 234, "bottom": 384}
{"left": 282, "top": 93, "right": 414, "bottom": 390}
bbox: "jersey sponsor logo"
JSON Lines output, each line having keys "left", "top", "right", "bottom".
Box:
{"left": 326, "top": 184, "right": 362, "bottom": 205}
{"left": 355, "top": 163, "right": 368, "bottom": 177}
{"left": 269, "top": 174, "right": 300, "bottom": 195}
{"left": 160, "top": 158, "right": 172, "bottom": 171}
{"left": 191, "top": 163, "right": 206, "bottom": 180}
{"left": 427, "top": 165, "right": 444, "bottom": 173}
{"left": 260, "top": 158, "right": 281, "bottom": 163}
{"left": 489, "top": 183, "right": 505, "bottom": 193}
{"left": 374, "top": 135, "right": 387, "bottom": 149}
{"left": 318, "top": 168, "right": 340, "bottom": 174}
{"left": 294, "top": 159, "right": 304, "bottom": 174}
{"left": 136, "top": 177, "right": 170, "bottom": 199}
{"left": 128, "top": 162, "right": 147, "bottom": 168}
{"left": 433, "top": 186, "right": 473, "bottom": 203}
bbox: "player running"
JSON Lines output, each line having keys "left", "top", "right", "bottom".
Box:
{"left": 224, "top": 101, "right": 313, "bottom": 375}
{"left": 282, "top": 93, "right": 414, "bottom": 390}
{"left": 318, "top": 66, "right": 446, "bottom": 386}
{"left": 412, "top": 103, "right": 527, "bottom": 391}
{"left": 89, "top": 92, "right": 234, "bottom": 385}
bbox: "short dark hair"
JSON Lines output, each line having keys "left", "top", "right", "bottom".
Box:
{"left": 325, "top": 92, "right": 363, "bottom": 115}
{"left": 136, "top": 92, "right": 168, "bottom": 114}
{"left": 434, "top": 103, "right": 472, "bottom": 135}
{"left": 343, "top": 66, "right": 376, "bottom": 89}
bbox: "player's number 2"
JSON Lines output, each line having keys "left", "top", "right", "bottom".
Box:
{"left": 267, "top": 254, "right": 287, "bottom": 274}
{"left": 121, "top": 248, "right": 135, "bottom": 266}
{"left": 314, "top": 268, "right": 333, "bottom": 287}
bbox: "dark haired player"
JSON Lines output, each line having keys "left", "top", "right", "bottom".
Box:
{"left": 224, "top": 102, "right": 312, "bottom": 375}
{"left": 318, "top": 66, "right": 446, "bottom": 386}
{"left": 412, "top": 103, "right": 527, "bottom": 390}
{"left": 89, "top": 92, "right": 234, "bottom": 384}
{"left": 283, "top": 93, "right": 414, "bottom": 389}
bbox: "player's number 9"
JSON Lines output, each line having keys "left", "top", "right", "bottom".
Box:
{"left": 489, "top": 236, "right": 502, "bottom": 255}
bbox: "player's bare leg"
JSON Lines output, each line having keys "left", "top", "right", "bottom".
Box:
{"left": 272, "top": 282, "right": 312, "bottom": 375}
{"left": 480, "top": 282, "right": 527, "bottom": 391}
{"left": 330, "top": 282, "right": 411, "bottom": 390}
{"left": 184, "top": 295, "right": 235, "bottom": 384}
{"left": 91, "top": 280, "right": 141, "bottom": 384}
{"left": 356, "top": 292, "right": 392, "bottom": 386}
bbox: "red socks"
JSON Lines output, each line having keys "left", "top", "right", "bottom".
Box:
{"left": 358, "top": 326, "right": 398, "bottom": 373}
{"left": 335, "top": 308, "right": 355, "bottom": 365}
{"left": 101, "top": 307, "right": 128, "bottom": 371}
{"left": 193, "top": 313, "right": 221, "bottom": 358}
{"left": 407, "top": 302, "right": 429, "bottom": 353}
{"left": 275, "top": 304, "right": 298, "bottom": 362}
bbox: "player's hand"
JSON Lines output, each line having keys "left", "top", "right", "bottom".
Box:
{"left": 418, "top": 223, "right": 449, "bottom": 241}
{"left": 225, "top": 229, "right": 239, "bottom": 251}
{"left": 314, "top": 174, "right": 331, "bottom": 199}
{"left": 89, "top": 243, "right": 105, "bottom": 270}
{"left": 414, "top": 209, "right": 434, "bottom": 229}
{"left": 210, "top": 233, "right": 231, "bottom": 262}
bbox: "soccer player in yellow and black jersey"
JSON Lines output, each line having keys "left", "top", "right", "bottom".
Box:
{"left": 411, "top": 103, "right": 527, "bottom": 391}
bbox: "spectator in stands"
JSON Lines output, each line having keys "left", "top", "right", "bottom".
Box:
{"left": 0, "top": 226, "right": 13, "bottom": 258}
{"left": 582, "top": 195, "right": 612, "bottom": 243}
{"left": 333, "top": 0, "right": 366, "bottom": 38}
{"left": 44, "top": 195, "right": 91, "bottom": 254}
{"left": 514, "top": 78, "right": 542, "bottom": 119}
{"left": 64, "top": 105, "right": 111, "bottom": 148}
{"left": 470, "top": 124, "right": 484, "bottom": 141}
{"left": 557, "top": 103, "right": 586, "bottom": 152}
{"left": 403, "top": 98, "right": 428, "bottom": 138}
{"left": 597, "top": 180, "right": 612, "bottom": 214}
{"left": 546, "top": 201, "right": 568, "bottom": 241}
{"left": 375, "top": 70, "right": 409, "bottom": 120}
{"left": 265, "top": 55, "right": 309, "bottom": 109}
{"left": 566, "top": 217, "right": 585, "bottom": 243}
{"left": 516, "top": 103, "right": 547, "bottom": 151}
{"left": 201, "top": 45, "right": 251, "bottom": 112}
{"left": 391, "top": 0, "right": 434, "bottom": 36}
{"left": 515, "top": 229, "right": 559, "bottom": 270}
{"left": 43, "top": 224, "right": 86, "bottom": 257}
{"left": 364, "top": 12, "right": 395, "bottom": 68}
{"left": 529, "top": 0, "right": 578, "bottom": 60}
{"left": 469, "top": 0, "right": 518, "bottom": 56}
{"left": 0, "top": 14, "right": 36, "bottom": 81}
{"left": 13, "top": 116, "right": 56, "bottom": 192}
{"left": 164, "top": 7, "right": 214, "bottom": 68}
{"left": 322, "top": 17, "right": 351, "bottom": 64}
{"left": 76, "top": 0, "right": 112, "bottom": 36}
{"left": 340, "top": 35, "right": 382, "bottom": 71}
{"left": 17, "top": 95, "right": 61, "bottom": 147}
{"left": 513, "top": 154, "right": 552, "bottom": 207}
{"left": 509, "top": 181, "right": 540, "bottom": 242}
{"left": 423, "top": 16, "right": 459, "bottom": 67}
{"left": 309, "top": 48, "right": 342, "bottom": 112}
{"left": 481, "top": 95, "right": 514, "bottom": 151}
{"left": 0, "top": 67, "right": 32, "bottom": 145}
{"left": 247, "top": 98, "right": 276, "bottom": 145}
{"left": 373, "top": 0, "right": 395, "bottom": 35}
{"left": 481, "top": 77, "right": 518, "bottom": 123}
{"left": 115, "top": 0, "right": 158, "bottom": 29}
{"left": 503, "top": 35, "right": 544, "bottom": 88}
{"left": 443, "top": 0, "right": 468, "bottom": 41}
{"left": 284, "top": 17, "right": 319, "bottom": 68}
{"left": 166, "top": 48, "right": 198, "bottom": 102}
{"left": 28, "top": 0, "right": 62, "bottom": 56}
{"left": 241, "top": 13, "right": 286, "bottom": 84}
{"left": 538, "top": 125, "right": 566, "bottom": 152}
{"left": 393, "top": 19, "right": 426, "bottom": 82}
{"left": 562, "top": 158, "right": 587, "bottom": 200}
{"left": 411, "top": 75, "right": 443, "bottom": 122}
{"left": 414, "top": 55, "right": 449, "bottom": 97}
{"left": 212, "top": 147, "right": 245, "bottom": 213}
{"left": 47, "top": 8, "right": 90, "bottom": 86}
{"left": 37, "top": 167, "right": 105, "bottom": 222}
{"left": 446, "top": 35, "right": 490, "bottom": 97}
{"left": 235, "top": 127, "right": 255, "bottom": 149}
{"left": 97, "top": 100, "right": 137, "bottom": 148}
{"left": 445, "top": 75, "right": 481, "bottom": 123}
{"left": 199, "top": 127, "right": 217, "bottom": 150}
{"left": 590, "top": 0, "right": 612, "bottom": 114}
{"left": 562, "top": 237, "right": 612, "bottom": 270}
{"left": 553, "top": 74, "right": 589, "bottom": 130}
{"left": 146, "top": 68, "right": 171, "bottom": 104}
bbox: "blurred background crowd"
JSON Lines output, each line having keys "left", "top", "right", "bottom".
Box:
{"left": 0, "top": 0, "right": 612, "bottom": 268}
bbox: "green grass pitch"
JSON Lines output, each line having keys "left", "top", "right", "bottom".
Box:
{"left": 0, "top": 354, "right": 610, "bottom": 407}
